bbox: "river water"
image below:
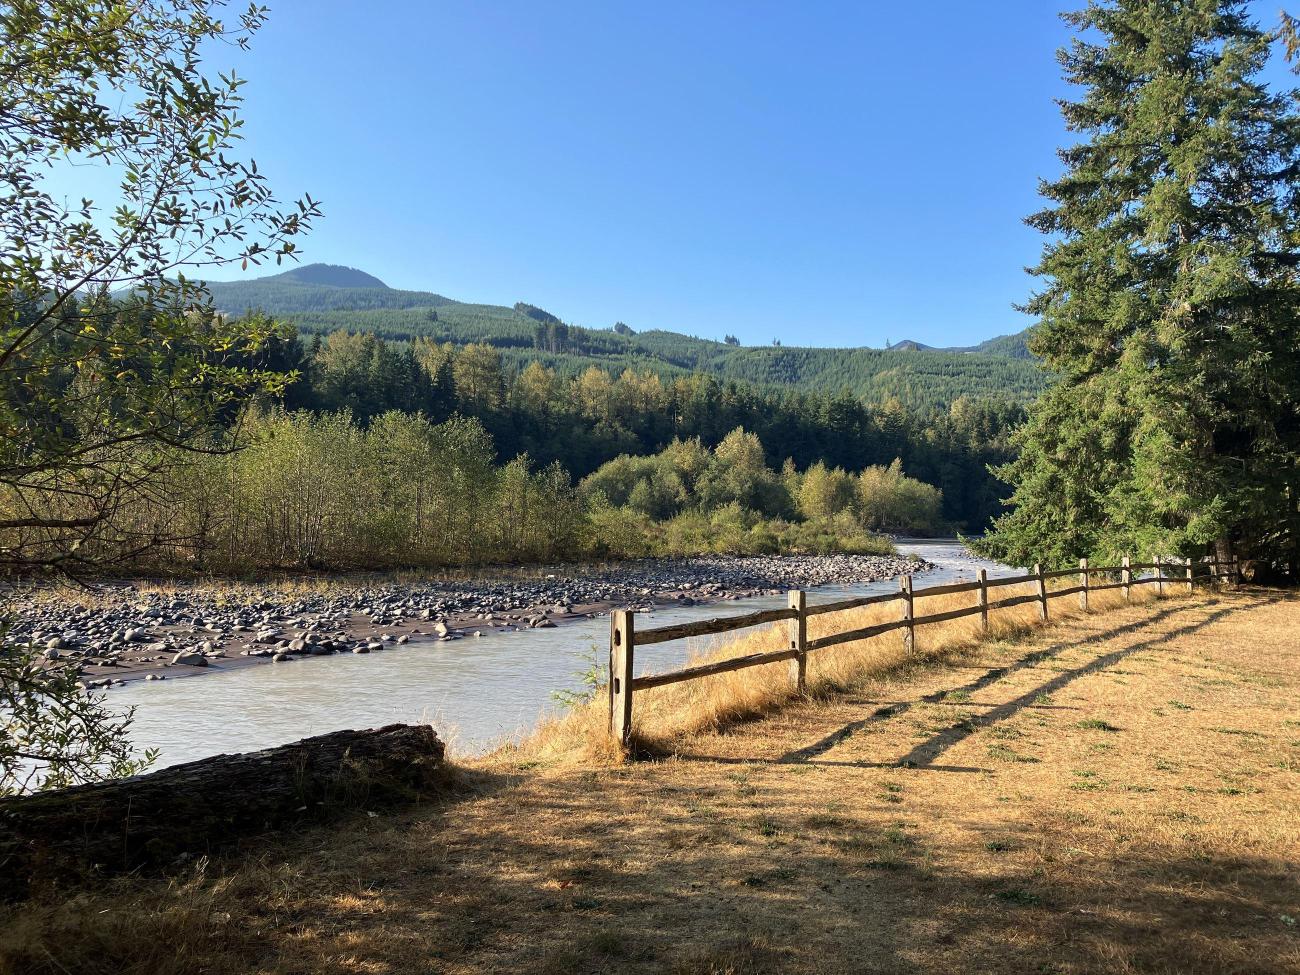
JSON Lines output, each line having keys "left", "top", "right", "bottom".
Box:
{"left": 116, "top": 540, "right": 1011, "bottom": 766}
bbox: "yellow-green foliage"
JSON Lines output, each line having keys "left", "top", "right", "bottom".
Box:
{"left": 584, "top": 431, "right": 943, "bottom": 538}
{"left": 3, "top": 409, "right": 896, "bottom": 572}
{"left": 117, "top": 408, "right": 586, "bottom": 571}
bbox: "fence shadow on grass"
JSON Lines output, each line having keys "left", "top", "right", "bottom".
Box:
{"left": 665, "top": 595, "right": 1263, "bottom": 772}
{"left": 890, "top": 597, "right": 1266, "bottom": 769}
{"left": 776, "top": 596, "right": 1260, "bottom": 768}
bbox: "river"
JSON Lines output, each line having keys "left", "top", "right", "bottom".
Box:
{"left": 115, "top": 540, "right": 1011, "bottom": 766}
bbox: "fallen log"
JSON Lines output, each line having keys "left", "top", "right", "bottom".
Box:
{"left": 0, "top": 723, "right": 449, "bottom": 895}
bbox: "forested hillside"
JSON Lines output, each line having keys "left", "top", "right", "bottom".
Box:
{"left": 248, "top": 327, "right": 1024, "bottom": 534}
{"left": 205, "top": 266, "right": 1046, "bottom": 412}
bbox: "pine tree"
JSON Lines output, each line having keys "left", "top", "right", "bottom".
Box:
{"left": 978, "top": 1, "right": 1300, "bottom": 574}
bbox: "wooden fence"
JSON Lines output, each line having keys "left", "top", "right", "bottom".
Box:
{"left": 608, "top": 554, "right": 1241, "bottom": 744}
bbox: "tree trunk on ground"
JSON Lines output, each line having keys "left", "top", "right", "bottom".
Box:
{"left": 0, "top": 723, "right": 449, "bottom": 896}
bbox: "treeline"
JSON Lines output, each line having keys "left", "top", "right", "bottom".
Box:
{"left": 255, "top": 327, "right": 1023, "bottom": 532}
{"left": 281, "top": 304, "right": 1048, "bottom": 413}
{"left": 91, "top": 411, "right": 922, "bottom": 571}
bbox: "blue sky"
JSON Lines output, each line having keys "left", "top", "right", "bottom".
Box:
{"left": 186, "top": 1, "right": 1295, "bottom": 347}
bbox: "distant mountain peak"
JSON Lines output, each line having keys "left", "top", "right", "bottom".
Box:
{"left": 268, "top": 263, "right": 388, "bottom": 289}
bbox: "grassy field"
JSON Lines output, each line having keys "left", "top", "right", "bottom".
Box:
{"left": 3, "top": 585, "right": 1297, "bottom": 974}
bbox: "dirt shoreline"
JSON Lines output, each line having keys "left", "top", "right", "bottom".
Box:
{"left": 5, "top": 553, "right": 928, "bottom": 690}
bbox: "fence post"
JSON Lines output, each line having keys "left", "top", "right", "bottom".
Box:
{"left": 609, "top": 609, "right": 635, "bottom": 746}
{"left": 900, "top": 574, "right": 914, "bottom": 656}
{"left": 1156, "top": 557, "right": 1164, "bottom": 597}
{"left": 977, "top": 567, "right": 989, "bottom": 633}
{"left": 1034, "top": 563, "right": 1048, "bottom": 621}
{"left": 1122, "top": 555, "right": 1132, "bottom": 603}
{"left": 1233, "top": 554, "right": 1241, "bottom": 585}
{"left": 1079, "top": 557, "right": 1089, "bottom": 612}
{"left": 1186, "top": 558, "right": 1195, "bottom": 594}
{"left": 788, "top": 589, "right": 807, "bottom": 695}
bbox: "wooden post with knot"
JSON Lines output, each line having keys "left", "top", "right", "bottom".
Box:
{"left": 788, "top": 590, "right": 807, "bottom": 694}
{"left": 609, "top": 609, "right": 634, "bottom": 746}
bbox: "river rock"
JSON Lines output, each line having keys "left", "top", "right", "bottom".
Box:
{"left": 171, "top": 650, "right": 208, "bottom": 667}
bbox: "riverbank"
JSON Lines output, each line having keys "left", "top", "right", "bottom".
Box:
{"left": 5, "top": 552, "right": 926, "bottom": 690}
{"left": 3, "top": 589, "right": 1292, "bottom": 974}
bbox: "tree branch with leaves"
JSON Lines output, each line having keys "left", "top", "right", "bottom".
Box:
{"left": 0, "top": 0, "right": 319, "bottom": 792}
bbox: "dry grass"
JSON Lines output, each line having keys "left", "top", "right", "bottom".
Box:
{"left": 4, "top": 583, "right": 1298, "bottom": 975}
{"left": 505, "top": 577, "right": 1160, "bottom": 764}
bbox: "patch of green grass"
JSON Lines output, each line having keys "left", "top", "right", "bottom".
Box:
{"left": 988, "top": 744, "right": 1040, "bottom": 764}
{"left": 1210, "top": 727, "right": 1264, "bottom": 738}
{"left": 1168, "top": 700, "right": 1193, "bottom": 710}
{"left": 1238, "top": 675, "right": 1283, "bottom": 688}
{"left": 1076, "top": 718, "right": 1121, "bottom": 732}
{"left": 944, "top": 689, "right": 972, "bottom": 703}
{"left": 996, "top": 888, "right": 1041, "bottom": 907}
{"left": 802, "top": 813, "right": 849, "bottom": 830}
{"left": 985, "top": 839, "right": 1014, "bottom": 852}
{"left": 878, "top": 781, "right": 904, "bottom": 804}
{"left": 753, "top": 817, "right": 780, "bottom": 837}
{"left": 670, "top": 936, "right": 780, "bottom": 975}
{"left": 540, "top": 930, "right": 646, "bottom": 973}
{"left": 742, "top": 867, "right": 794, "bottom": 887}
{"left": 862, "top": 856, "right": 908, "bottom": 871}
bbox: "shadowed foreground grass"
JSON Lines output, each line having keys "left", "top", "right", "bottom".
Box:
{"left": 3, "top": 584, "right": 1297, "bottom": 974}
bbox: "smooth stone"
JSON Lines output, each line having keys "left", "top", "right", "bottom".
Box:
{"left": 171, "top": 651, "right": 208, "bottom": 667}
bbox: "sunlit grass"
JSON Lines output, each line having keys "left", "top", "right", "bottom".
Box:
{"left": 496, "top": 577, "right": 1165, "bottom": 766}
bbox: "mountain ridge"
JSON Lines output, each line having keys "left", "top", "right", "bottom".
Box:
{"left": 263, "top": 263, "right": 389, "bottom": 289}
{"left": 202, "top": 264, "right": 1045, "bottom": 410}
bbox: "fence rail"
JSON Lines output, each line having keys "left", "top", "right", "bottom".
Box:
{"left": 608, "top": 554, "right": 1241, "bottom": 744}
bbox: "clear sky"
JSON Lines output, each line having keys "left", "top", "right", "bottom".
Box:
{"left": 187, "top": 1, "right": 1296, "bottom": 347}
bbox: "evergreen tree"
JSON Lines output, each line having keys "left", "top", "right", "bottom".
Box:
{"left": 978, "top": 1, "right": 1300, "bottom": 573}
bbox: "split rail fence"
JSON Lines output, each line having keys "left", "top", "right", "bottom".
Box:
{"left": 608, "top": 554, "right": 1241, "bottom": 744}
